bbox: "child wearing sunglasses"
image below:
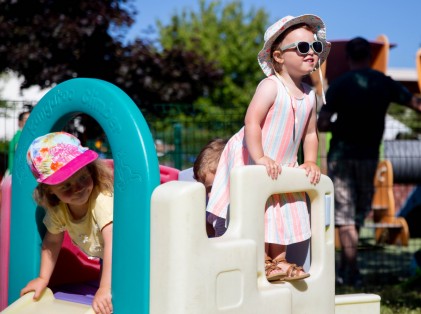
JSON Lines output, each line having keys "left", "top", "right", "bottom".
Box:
{"left": 206, "top": 15, "right": 330, "bottom": 282}
{"left": 20, "top": 132, "right": 114, "bottom": 314}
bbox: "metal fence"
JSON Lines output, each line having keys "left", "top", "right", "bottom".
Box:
{"left": 1, "top": 100, "right": 421, "bottom": 289}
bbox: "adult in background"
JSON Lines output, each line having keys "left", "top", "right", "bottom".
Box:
{"left": 317, "top": 37, "right": 421, "bottom": 285}
{"left": 8, "top": 107, "right": 32, "bottom": 173}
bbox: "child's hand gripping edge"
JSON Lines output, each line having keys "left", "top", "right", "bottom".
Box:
{"left": 299, "top": 161, "right": 321, "bottom": 185}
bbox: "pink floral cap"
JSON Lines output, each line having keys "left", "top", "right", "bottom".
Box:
{"left": 257, "top": 14, "right": 331, "bottom": 76}
{"left": 27, "top": 132, "right": 98, "bottom": 185}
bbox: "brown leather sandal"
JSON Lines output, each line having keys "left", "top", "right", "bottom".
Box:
{"left": 265, "top": 256, "right": 287, "bottom": 281}
{"left": 273, "top": 257, "right": 310, "bottom": 281}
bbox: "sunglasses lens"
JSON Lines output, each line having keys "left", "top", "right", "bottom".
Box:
{"left": 313, "top": 41, "right": 323, "bottom": 54}
{"left": 297, "top": 42, "right": 310, "bottom": 54}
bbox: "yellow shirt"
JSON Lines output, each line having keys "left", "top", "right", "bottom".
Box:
{"left": 43, "top": 190, "right": 113, "bottom": 259}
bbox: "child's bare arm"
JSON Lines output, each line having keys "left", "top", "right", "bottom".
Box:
{"left": 93, "top": 222, "right": 113, "bottom": 314}
{"left": 245, "top": 79, "right": 280, "bottom": 179}
{"left": 300, "top": 103, "right": 321, "bottom": 184}
{"left": 20, "top": 231, "right": 63, "bottom": 299}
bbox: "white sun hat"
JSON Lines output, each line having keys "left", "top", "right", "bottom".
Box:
{"left": 257, "top": 14, "right": 331, "bottom": 77}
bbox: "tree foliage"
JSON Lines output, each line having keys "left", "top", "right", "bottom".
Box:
{"left": 0, "top": 0, "right": 222, "bottom": 111}
{"left": 388, "top": 103, "right": 421, "bottom": 136}
{"left": 158, "top": 0, "right": 269, "bottom": 121}
{"left": 0, "top": 0, "right": 132, "bottom": 89}
{"left": 117, "top": 39, "right": 222, "bottom": 110}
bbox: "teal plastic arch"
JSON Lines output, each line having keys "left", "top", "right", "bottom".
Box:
{"left": 9, "top": 78, "right": 160, "bottom": 313}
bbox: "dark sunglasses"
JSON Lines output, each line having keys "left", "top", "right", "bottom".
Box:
{"left": 280, "top": 41, "right": 323, "bottom": 55}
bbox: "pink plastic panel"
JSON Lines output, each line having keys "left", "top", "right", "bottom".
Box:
{"left": 0, "top": 175, "right": 12, "bottom": 310}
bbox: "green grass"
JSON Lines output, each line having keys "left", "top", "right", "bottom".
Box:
{"left": 336, "top": 228, "right": 421, "bottom": 314}
{"left": 336, "top": 274, "right": 421, "bottom": 313}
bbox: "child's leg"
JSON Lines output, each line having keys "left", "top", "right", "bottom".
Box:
{"left": 266, "top": 243, "right": 309, "bottom": 281}
{"left": 264, "top": 243, "right": 287, "bottom": 281}
{"left": 265, "top": 243, "right": 286, "bottom": 259}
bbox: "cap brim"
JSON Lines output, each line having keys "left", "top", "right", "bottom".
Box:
{"left": 40, "top": 150, "right": 98, "bottom": 185}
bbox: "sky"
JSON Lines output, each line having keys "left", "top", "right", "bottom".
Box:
{"left": 127, "top": 0, "right": 421, "bottom": 69}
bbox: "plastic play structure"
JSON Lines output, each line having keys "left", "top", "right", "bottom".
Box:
{"left": 0, "top": 78, "right": 380, "bottom": 313}
{"left": 368, "top": 160, "right": 410, "bottom": 245}
{"left": 0, "top": 163, "right": 181, "bottom": 310}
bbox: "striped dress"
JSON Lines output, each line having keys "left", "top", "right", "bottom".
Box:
{"left": 206, "top": 75, "right": 314, "bottom": 244}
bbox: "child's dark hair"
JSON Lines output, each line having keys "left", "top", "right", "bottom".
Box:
{"left": 346, "top": 37, "right": 371, "bottom": 62}
{"left": 18, "top": 104, "right": 33, "bottom": 121}
{"left": 34, "top": 159, "right": 114, "bottom": 208}
{"left": 18, "top": 111, "right": 30, "bottom": 122}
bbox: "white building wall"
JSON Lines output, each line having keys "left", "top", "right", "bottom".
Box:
{"left": 0, "top": 72, "right": 50, "bottom": 140}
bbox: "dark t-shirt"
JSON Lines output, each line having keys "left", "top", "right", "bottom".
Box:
{"left": 322, "top": 68, "right": 412, "bottom": 160}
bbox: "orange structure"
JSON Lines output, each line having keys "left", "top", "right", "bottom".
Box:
{"left": 370, "top": 160, "right": 410, "bottom": 246}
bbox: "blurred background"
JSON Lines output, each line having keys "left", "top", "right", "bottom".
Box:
{"left": 1, "top": 1, "right": 420, "bottom": 313}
